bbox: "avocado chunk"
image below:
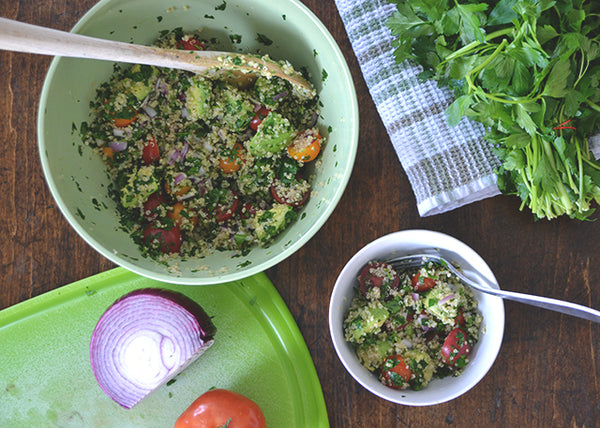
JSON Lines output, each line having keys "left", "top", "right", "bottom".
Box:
{"left": 343, "top": 301, "right": 389, "bottom": 344}
{"left": 403, "top": 349, "right": 435, "bottom": 390}
{"left": 120, "top": 165, "right": 159, "bottom": 208}
{"left": 185, "top": 76, "right": 213, "bottom": 122}
{"left": 422, "top": 284, "right": 458, "bottom": 324}
{"left": 122, "top": 64, "right": 159, "bottom": 101}
{"left": 356, "top": 339, "right": 393, "bottom": 372}
{"left": 253, "top": 203, "right": 297, "bottom": 244}
{"left": 247, "top": 112, "right": 296, "bottom": 156}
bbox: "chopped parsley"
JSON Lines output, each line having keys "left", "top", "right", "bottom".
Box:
{"left": 321, "top": 68, "right": 328, "bottom": 82}
{"left": 256, "top": 33, "right": 273, "bottom": 46}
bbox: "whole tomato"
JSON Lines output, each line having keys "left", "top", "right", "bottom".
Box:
{"left": 174, "top": 389, "right": 266, "bottom": 428}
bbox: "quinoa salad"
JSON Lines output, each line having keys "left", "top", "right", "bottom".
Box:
{"left": 81, "top": 28, "right": 324, "bottom": 260}
{"left": 343, "top": 260, "right": 483, "bottom": 391}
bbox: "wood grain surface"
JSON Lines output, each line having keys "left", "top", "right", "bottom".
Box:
{"left": 1, "top": 1, "right": 599, "bottom": 427}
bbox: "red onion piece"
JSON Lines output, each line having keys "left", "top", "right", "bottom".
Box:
{"left": 168, "top": 149, "right": 180, "bottom": 165}
{"left": 180, "top": 140, "right": 189, "bottom": 159}
{"left": 173, "top": 173, "right": 186, "bottom": 185}
{"left": 155, "top": 77, "right": 166, "bottom": 95}
{"left": 109, "top": 141, "right": 128, "bottom": 152}
{"left": 272, "top": 90, "right": 288, "bottom": 101}
{"left": 309, "top": 111, "right": 319, "bottom": 127}
{"left": 90, "top": 288, "right": 216, "bottom": 409}
{"left": 142, "top": 104, "right": 157, "bottom": 118}
{"left": 438, "top": 294, "right": 456, "bottom": 305}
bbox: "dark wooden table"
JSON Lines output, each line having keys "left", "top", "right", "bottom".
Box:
{"left": 1, "top": 1, "right": 599, "bottom": 426}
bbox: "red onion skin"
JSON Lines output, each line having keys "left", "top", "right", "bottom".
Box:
{"left": 90, "top": 288, "right": 216, "bottom": 409}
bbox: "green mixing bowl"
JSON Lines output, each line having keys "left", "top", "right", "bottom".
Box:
{"left": 38, "top": 0, "right": 358, "bottom": 285}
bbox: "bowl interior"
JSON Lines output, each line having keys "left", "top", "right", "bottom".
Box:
{"left": 38, "top": 0, "right": 358, "bottom": 285}
{"left": 329, "top": 229, "right": 505, "bottom": 406}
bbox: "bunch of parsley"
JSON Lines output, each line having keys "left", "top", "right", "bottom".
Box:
{"left": 387, "top": 0, "right": 600, "bottom": 220}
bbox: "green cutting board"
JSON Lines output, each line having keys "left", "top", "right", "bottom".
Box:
{"left": 0, "top": 268, "right": 328, "bottom": 427}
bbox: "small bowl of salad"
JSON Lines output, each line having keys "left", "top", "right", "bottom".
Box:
{"left": 329, "top": 229, "right": 505, "bottom": 406}
{"left": 37, "top": 0, "right": 358, "bottom": 284}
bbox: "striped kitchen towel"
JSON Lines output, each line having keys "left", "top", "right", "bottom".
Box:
{"left": 334, "top": 0, "right": 502, "bottom": 216}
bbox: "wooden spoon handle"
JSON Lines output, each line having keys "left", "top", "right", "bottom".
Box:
{"left": 0, "top": 17, "right": 314, "bottom": 94}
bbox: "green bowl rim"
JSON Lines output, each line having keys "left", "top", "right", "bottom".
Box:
{"left": 37, "top": 0, "right": 359, "bottom": 285}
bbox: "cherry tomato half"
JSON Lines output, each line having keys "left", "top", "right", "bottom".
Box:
{"left": 213, "top": 189, "right": 239, "bottom": 222}
{"left": 177, "top": 37, "right": 205, "bottom": 51}
{"left": 142, "top": 192, "right": 167, "bottom": 221}
{"left": 174, "top": 388, "right": 266, "bottom": 428}
{"left": 287, "top": 128, "right": 322, "bottom": 163}
{"left": 102, "top": 146, "right": 115, "bottom": 160}
{"left": 358, "top": 262, "right": 400, "bottom": 297}
{"left": 411, "top": 271, "right": 437, "bottom": 292}
{"left": 380, "top": 355, "right": 413, "bottom": 390}
{"left": 109, "top": 105, "right": 138, "bottom": 127}
{"left": 270, "top": 178, "right": 310, "bottom": 207}
{"left": 142, "top": 135, "right": 160, "bottom": 165}
{"left": 441, "top": 328, "right": 471, "bottom": 367}
{"left": 249, "top": 106, "right": 271, "bottom": 131}
{"left": 167, "top": 202, "right": 198, "bottom": 229}
{"left": 142, "top": 223, "right": 181, "bottom": 254}
{"left": 240, "top": 202, "right": 257, "bottom": 219}
{"left": 218, "top": 143, "right": 245, "bottom": 173}
{"left": 454, "top": 310, "right": 466, "bottom": 327}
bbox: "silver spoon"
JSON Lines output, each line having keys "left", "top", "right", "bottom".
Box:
{"left": 0, "top": 17, "right": 315, "bottom": 96}
{"left": 386, "top": 252, "right": 600, "bottom": 324}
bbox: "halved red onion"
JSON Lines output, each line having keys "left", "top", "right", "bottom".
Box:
{"left": 90, "top": 288, "right": 216, "bottom": 409}
{"left": 109, "top": 141, "right": 128, "bottom": 152}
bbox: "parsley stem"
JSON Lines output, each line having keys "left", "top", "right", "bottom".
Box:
{"left": 439, "top": 28, "right": 513, "bottom": 65}
{"left": 583, "top": 156, "right": 600, "bottom": 171}
{"left": 585, "top": 99, "right": 600, "bottom": 113}
{"left": 576, "top": 137, "right": 584, "bottom": 209}
{"left": 469, "top": 39, "right": 508, "bottom": 78}
{"left": 540, "top": 135, "right": 572, "bottom": 214}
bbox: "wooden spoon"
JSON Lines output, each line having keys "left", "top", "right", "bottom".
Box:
{"left": 0, "top": 17, "right": 315, "bottom": 96}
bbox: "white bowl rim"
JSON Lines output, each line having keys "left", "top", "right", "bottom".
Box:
{"left": 329, "top": 229, "right": 505, "bottom": 406}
